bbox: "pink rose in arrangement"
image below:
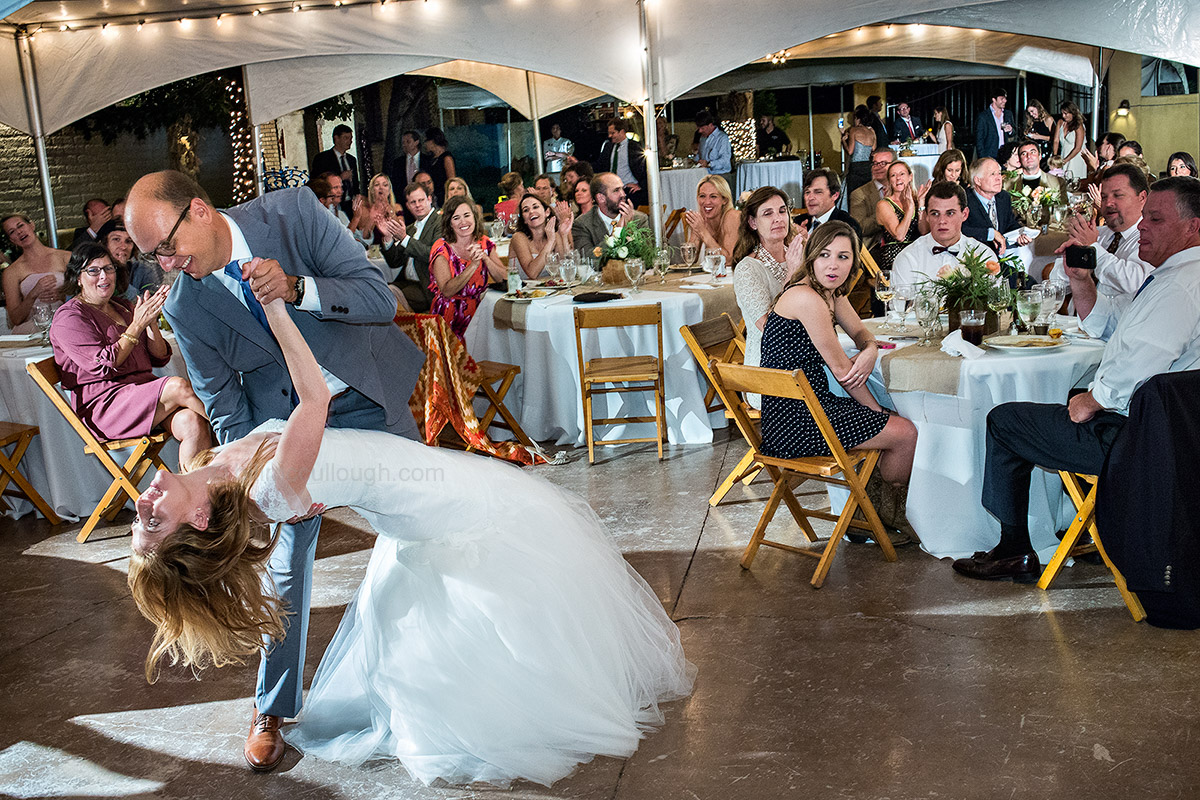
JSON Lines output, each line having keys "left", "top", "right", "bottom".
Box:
{"left": 936, "top": 263, "right": 958, "bottom": 279}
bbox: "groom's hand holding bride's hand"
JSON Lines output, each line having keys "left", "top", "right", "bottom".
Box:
{"left": 244, "top": 257, "right": 298, "bottom": 305}
{"left": 284, "top": 502, "right": 326, "bottom": 524}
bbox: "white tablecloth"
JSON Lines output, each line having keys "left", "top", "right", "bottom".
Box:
{"left": 900, "top": 154, "right": 941, "bottom": 185}
{"left": 833, "top": 329, "right": 1105, "bottom": 560}
{"left": 658, "top": 167, "right": 709, "bottom": 216}
{"left": 464, "top": 287, "right": 729, "bottom": 447}
{"left": 736, "top": 161, "right": 804, "bottom": 205}
{"left": 0, "top": 338, "right": 185, "bottom": 521}
{"left": 891, "top": 143, "right": 940, "bottom": 157}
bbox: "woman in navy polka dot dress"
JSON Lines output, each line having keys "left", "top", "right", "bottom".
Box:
{"left": 760, "top": 221, "right": 917, "bottom": 485}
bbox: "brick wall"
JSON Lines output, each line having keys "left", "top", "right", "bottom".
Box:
{"left": 0, "top": 122, "right": 234, "bottom": 243}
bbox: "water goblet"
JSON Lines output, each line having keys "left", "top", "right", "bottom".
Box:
{"left": 545, "top": 252, "right": 561, "bottom": 283}
{"left": 888, "top": 283, "right": 912, "bottom": 331}
{"left": 655, "top": 248, "right": 671, "bottom": 284}
{"left": 559, "top": 254, "right": 577, "bottom": 285}
{"left": 680, "top": 242, "right": 698, "bottom": 268}
{"left": 914, "top": 292, "right": 940, "bottom": 346}
{"left": 1015, "top": 288, "right": 1042, "bottom": 334}
{"left": 987, "top": 277, "right": 1014, "bottom": 334}
{"left": 32, "top": 300, "right": 54, "bottom": 344}
{"left": 624, "top": 257, "right": 645, "bottom": 294}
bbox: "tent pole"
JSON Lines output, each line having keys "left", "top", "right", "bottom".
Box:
{"left": 638, "top": 0, "right": 663, "bottom": 246}
{"left": 1091, "top": 48, "right": 1102, "bottom": 145}
{"left": 807, "top": 85, "right": 814, "bottom": 172}
{"left": 527, "top": 73, "right": 544, "bottom": 174}
{"left": 506, "top": 106, "right": 512, "bottom": 172}
{"left": 670, "top": 101, "right": 675, "bottom": 133}
{"left": 15, "top": 29, "right": 58, "bottom": 248}
{"left": 840, "top": 84, "right": 846, "bottom": 176}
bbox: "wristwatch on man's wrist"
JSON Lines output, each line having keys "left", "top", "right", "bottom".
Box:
{"left": 290, "top": 275, "right": 306, "bottom": 306}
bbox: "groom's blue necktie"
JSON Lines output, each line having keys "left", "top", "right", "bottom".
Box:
{"left": 223, "top": 260, "right": 270, "bottom": 332}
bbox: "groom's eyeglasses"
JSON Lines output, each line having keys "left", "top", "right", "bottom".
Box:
{"left": 148, "top": 203, "right": 191, "bottom": 260}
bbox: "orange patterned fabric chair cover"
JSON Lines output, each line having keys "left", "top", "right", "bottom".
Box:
{"left": 394, "top": 313, "right": 543, "bottom": 466}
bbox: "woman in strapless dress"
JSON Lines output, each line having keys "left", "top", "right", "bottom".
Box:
{"left": 2, "top": 213, "right": 70, "bottom": 333}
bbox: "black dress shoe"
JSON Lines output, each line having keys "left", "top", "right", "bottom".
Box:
{"left": 952, "top": 547, "right": 1041, "bottom": 583}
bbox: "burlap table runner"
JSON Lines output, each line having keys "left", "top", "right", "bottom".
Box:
{"left": 491, "top": 271, "right": 741, "bottom": 333}
{"left": 880, "top": 344, "right": 963, "bottom": 395}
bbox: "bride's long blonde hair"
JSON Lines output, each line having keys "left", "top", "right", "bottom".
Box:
{"left": 127, "top": 445, "right": 286, "bottom": 682}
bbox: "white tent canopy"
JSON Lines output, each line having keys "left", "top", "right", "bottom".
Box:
{"left": 3, "top": 0, "right": 1200, "bottom": 239}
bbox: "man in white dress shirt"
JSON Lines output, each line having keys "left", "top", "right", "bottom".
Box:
{"left": 1047, "top": 162, "right": 1149, "bottom": 297}
{"left": 543, "top": 123, "right": 573, "bottom": 175}
{"left": 892, "top": 182, "right": 990, "bottom": 288}
{"left": 954, "top": 177, "right": 1200, "bottom": 582}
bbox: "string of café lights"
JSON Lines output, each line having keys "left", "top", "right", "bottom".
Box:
{"left": 22, "top": 0, "right": 435, "bottom": 37}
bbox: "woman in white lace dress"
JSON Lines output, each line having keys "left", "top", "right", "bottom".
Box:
{"left": 730, "top": 186, "right": 805, "bottom": 408}
{"left": 126, "top": 295, "right": 695, "bottom": 787}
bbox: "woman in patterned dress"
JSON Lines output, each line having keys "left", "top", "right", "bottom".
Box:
{"left": 759, "top": 221, "right": 916, "bottom": 485}
{"left": 428, "top": 196, "right": 507, "bottom": 339}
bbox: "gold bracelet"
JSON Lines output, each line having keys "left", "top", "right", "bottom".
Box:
{"left": 120, "top": 332, "right": 138, "bottom": 345}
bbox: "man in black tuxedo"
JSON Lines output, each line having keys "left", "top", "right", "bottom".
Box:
{"left": 973, "top": 88, "right": 1016, "bottom": 161}
{"left": 311, "top": 124, "right": 359, "bottom": 217}
{"left": 865, "top": 95, "right": 889, "bottom": 152}
{"left": 963, "top": 157, "right": 1029, "bottom": 256}
{"left": 595, "top": 118, "right": 648, "bottom": 208}
{"left": 794, "top": 168, "right": 862, "bottom": 238}
{"left": 889, "top": 101, "right": 923, "bottom": 144}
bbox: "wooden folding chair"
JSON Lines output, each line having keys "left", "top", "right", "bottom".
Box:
{"left": 680, "top": 314, "right": 761, "bottom": 505}
{"left": 709, "top": 361, "right": 895, "bottom": 588}
{"left": 1038, "top": 471, "right": 1146, "bottom": 621}
{"left": 0, "top": 421, "right": 61, "bottom": 524}
{"left": 574, "top": 304, "right": 666, "bottom": 464}
{"left": 473, "top": 360, "right": 536, "bottom": 450}
{"left": 664, "top": 208, "right": 686, "bottom": 241}
{"left": 26, "top": 357, "right": 171, "bottom": 542}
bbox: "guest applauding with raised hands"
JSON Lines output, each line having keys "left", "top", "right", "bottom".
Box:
{"left": 510, "top": 193, "right": 572, "bottom": 279}
{"left": 876, "top": 161, "right": 927, "bottom": 270}
{"left": 428, "top": 196, "right": 507, "bottom": 339}
{"left": 50, "top": 243, "right": 211, "bottom": 464}
{"left": 684, "top": 175, "right": 740, "bottom": 262}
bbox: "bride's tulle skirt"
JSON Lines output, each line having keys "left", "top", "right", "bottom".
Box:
{"left": 284, "top": 446, "right": 695, "bottom": 787}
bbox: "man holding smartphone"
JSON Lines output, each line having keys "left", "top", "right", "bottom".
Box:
{"left": 1048, "top": 162, "right": 1150, "bottom": 297}
{"left": 953, "top": 176, "right": 1200, "bottom": 583}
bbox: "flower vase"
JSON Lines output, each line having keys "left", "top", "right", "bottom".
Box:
{"left": 601, "top": 259, "right": 630, "bottom": 286}
{"left": 947, "top": 306, "right": 1000, "bottom": 335}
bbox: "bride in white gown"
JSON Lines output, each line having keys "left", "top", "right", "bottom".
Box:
{"left": 126, "top": 295, "right": 695, "bottom": 787}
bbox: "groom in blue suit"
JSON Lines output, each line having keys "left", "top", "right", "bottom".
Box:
{"left": 126, "top": 171, "right": 424, "bottom": 772}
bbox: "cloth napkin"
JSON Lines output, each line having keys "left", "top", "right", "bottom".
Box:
{"left": 940, "top": 329, "right": 985, "bottom": 360}
{"left": 680, "top": 282, "right": 716, "bottom": 290}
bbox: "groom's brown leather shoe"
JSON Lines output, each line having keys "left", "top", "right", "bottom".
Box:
{"left": 244, "top": 708, "right": 285, "bottom": 772}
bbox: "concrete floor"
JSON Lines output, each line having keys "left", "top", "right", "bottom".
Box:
{"left": 1, "top": 432, "right": 1197, "bottom": 799}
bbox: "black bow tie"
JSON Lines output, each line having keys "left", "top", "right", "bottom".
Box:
{"left": 932, "top": 246, "right": 959, "bottom": 255}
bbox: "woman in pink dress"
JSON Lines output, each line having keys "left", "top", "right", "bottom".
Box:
{"left": 49, "top": 244, "right": 213, "bottom": 464}
{"left": 428, "top": 196, "right": 507, "bottom": 340}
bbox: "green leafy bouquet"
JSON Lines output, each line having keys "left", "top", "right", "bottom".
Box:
{"left": 596, "top": 218, "right": 657, "bottom": 267}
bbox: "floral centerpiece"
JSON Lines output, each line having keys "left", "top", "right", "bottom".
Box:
{"left": 1006, "top": 175, "right": 1065, "bottom": 228}
{"left": 920, "top": 245, "right": 1017, "bottom": 334}
{"left": 593, "top": 218, "right": 657, "bottom": 284}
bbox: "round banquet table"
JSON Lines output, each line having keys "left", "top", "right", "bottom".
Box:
{"left": 735, "top": 161, "right": 804, "bottom": 205}
{"left": 464, "top": 284, "right": 733, "bottom": 447}
{"left": 832, "top": 323, "right": 1105, "bottom": 561}
{"left": 0, "top": 336, "right": 185, "bottom": 521}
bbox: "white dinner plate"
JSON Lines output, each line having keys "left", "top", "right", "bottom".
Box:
{"left": 499, "top": 289, "right": 550, "bottom": 304}
{"left": 985, "top": 335, "right": 1070, "bottom": 353}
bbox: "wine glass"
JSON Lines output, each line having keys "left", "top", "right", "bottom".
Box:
{"left": 31, "top": 300, "right": 54, "bottom": 344}
{"left": 624, "top": 258, "right": 645, "bottom": 294}
{"left": 680, "top": 242, "right": 698, "bottom": 268}
{"left": 875, "top": 270, "right": 895, "bottom": 331}
{"left": 545, "top": 252, "right": 561, "bottom": 284}
{"left": 1037, "top": 287, "right": 1061, "bottom": 334}
{"left": 914, "top": 291, "right": 941, "bottom": 346}
{"left": 987, "top": 277, "right": 1014, "bottom": 334}
{"left": 654, "top": 248, "right": 670, "bottom": 284}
